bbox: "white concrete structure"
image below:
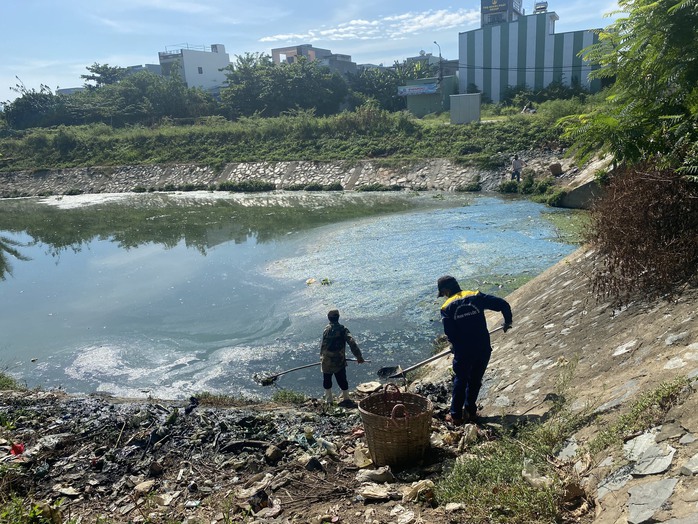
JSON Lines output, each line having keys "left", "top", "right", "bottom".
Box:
{"left": 158, "top": 44, "right": 230, "bottom": 92}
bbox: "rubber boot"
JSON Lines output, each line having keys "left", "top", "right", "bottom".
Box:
{"left": 324, "top": 389, "right": 334, "bottom": 404}
{"left": 339, "top": 389, "right": 356, "bottom": 407}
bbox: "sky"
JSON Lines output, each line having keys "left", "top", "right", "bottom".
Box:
{"left": 0, "top": 0, "right": 620, "bottom": 105}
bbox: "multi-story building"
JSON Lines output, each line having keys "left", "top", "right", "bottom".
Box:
{"left": 158, "top": 44, "right": 230, "bottom": 92}
{"left": 271, "top": 44, "right": 357, "bottom": 75}
{"left": 459, "top": 1, "right": 601, "bottom": 102}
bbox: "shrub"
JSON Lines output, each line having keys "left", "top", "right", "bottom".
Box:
{"left": 497, "top": 180, "right": 519, "bottom": 193}
{"left": 0, "top": 371, "right": 23, "bottom": 391}
{"left": 456, "top": 177, "right": 482, "bottom": 192}
{"left": 217, "top": 180, "right": 276, "bottom": 192}
{"left": 587, "top": 163, "right": 698, "bottom": 303}
{"left": 544, "top": 189, "right": 567, "bottom": 207}
{"left": 355, "top": 183, "right": 403, "bottom": 192}
{"left": 271, "top": 389, "right": 308, "bottom": 405}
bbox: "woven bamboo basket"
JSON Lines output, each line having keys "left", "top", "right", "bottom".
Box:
{"left": 358, "top": 384, "right": 433, "bottom": 467}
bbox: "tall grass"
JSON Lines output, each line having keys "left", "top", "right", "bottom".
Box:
{"left": 0, "top": 110, "right": 564, "bottom": 173}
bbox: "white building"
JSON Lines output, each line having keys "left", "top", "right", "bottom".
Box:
{"left": 158, "top": 44, "right": 230, "bottom": 92}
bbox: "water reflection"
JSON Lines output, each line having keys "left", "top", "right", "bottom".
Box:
{"left": 0, "top": 192, "right": 430, "bottom": 260}
{"left": 0, "top": 235, "right": 31, "bottom": 280}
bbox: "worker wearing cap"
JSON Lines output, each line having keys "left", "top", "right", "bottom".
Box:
{"left": 437, "top": 275, "right": 512, "bottom": 425}
{"left": 320, "top": 309, "right": 365, "bottom": 406}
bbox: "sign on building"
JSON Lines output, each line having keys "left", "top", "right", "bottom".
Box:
{"left": 481, "top": 0, "right": 508, "bottom": 14}
{"left": 397, "top": 84, "right": 439, "bottom": 96}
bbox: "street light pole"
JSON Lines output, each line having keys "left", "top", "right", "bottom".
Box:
{"left": 433, "top": 41, "right": 442, "bottom": 83}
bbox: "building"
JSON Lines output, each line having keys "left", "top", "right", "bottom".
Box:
{"left": 124, "top": 64, "right": 162, "bottom": 77}
{"left": 481, "top": 0, "right": 524, "bottom": 27}
{"left": 398, "top": 75, "right": 458, "bottom": 118}
{"left": 459, "top": 2, "right": 601, "bottom": 102}
{"left": 271, "top": 44, "right": 357, "bottom": 75}
{"left": 158, "top": 44, "right": 230, "bottom": 92}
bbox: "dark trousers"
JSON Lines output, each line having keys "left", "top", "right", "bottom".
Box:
{"left": 451, "top": 350, "right": 491, "bottom": 419}
{"left": 323, "top": 367, "right": 348, "bottom": 390}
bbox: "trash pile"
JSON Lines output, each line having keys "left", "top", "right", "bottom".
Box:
{"left": 0, "top": 387, "right": 479, "bottom": 524}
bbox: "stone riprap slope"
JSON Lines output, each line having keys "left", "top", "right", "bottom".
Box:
{"left": 0, "top": 154, "right": 575, "bottom": 198}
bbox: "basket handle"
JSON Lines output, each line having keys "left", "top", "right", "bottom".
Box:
{"left": 382, "top": 383, "right": 402, "bottom": 400}
{"left": 390, "top": 403, "right": 407, "bottom": 419}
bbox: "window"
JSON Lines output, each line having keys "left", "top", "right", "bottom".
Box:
{"left": 198, "top": 67, "right": 203, "bottom": 74}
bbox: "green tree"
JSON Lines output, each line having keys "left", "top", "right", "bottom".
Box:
{"left": 220, "top": 54, "right": 348, "bottom": 118}
{"left": 347, "top": 67, "right": 406, "bottom": 112}
{"left": 220, "top": 53, "right": 277, "bottom": 118}
{"left": 81, "top": 63, "right": 126, "bottom": 88}
{"left": 2, "top": 82, "right": 70, "bottom": 129}
{"left": 563, "top": 0, "right": 698, "bottom": 303}
{"left": 563, "top": 0, "right": 698, "bottom": 173}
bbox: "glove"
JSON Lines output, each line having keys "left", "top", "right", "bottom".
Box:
{"left": 357, "top": 357, "right": 365, "bottom": 364}
{"left": 503, "top": 323, "right": 512, "bottom": 333}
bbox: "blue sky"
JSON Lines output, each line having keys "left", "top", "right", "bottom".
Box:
{"left": 0, "top": 0, "right": 620, "bottom": 105}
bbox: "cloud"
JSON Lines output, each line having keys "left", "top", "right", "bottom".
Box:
{"left": 260, "top": 8, "right": 479, "bottom": 43}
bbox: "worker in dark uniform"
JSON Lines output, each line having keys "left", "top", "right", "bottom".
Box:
{"left": 320, "top": 309, "right": 365, "bottom": 406}
{"left": 437, "top": 275, "right": 512, "bottom": 425}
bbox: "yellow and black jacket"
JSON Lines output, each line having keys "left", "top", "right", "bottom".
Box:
{"left": 440, "top": 290, "right": 512, "bottom": 357}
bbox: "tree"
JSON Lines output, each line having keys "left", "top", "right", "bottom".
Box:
{"left": 220, "top": 54, "right": 348, "bottom": 118}
{"left": 346, "top": 67, "right": 406, "bottom": 112}
{"left": 220, "top": 53, "right": 276, "bottom": 118}
{"left": 562, "top": 0, "right": 698, "bottom": 303}
{"left": 563, "top": 0, "right": 698, "bottom": 173}
{"left": 2, "top": 81, "right": 70, "bottom": 129}
{"left": 81, "top": 63, "right": 126, "bottom": 88}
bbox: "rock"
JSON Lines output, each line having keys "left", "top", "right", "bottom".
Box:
{"left": 134, "top": 480, "right": 155, "bottom": 493}
{"left": 597, "top": 465, "right": 634, "bottom": 500}
{"left": 624, "top": 432, "right": 658, "bottom": 461}
{"left": 304, "top": 457, "right": 325, "bottom": 472}
{"left": 627, "top": 478, "right": 678, "bottom": 524}
{"left": 549, "top": 163, "right": 563, "bottom": 176}
{"left": 631, "top": 445, "right": 676, "bottom": 476}
{"left": 680, "top": 452, "right": 698, "bottom": 475}
{"left": 359, "top": 483, "right": 392, "bottom": 501}
{"left": 356, "top": 466, "right": 395, "bottom": 484}
{"left": 264, "top": 444, "right": 283, "bottom": 465}
{"left": 656, "top": 422, "right": 685, "bottom": 442}
{"left": 356, "top": 381, "right": 382, "bottom": 394}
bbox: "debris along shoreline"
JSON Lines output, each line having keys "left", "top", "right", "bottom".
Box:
{"left": 0, "top": 386, "right": 480, "bottom": 524}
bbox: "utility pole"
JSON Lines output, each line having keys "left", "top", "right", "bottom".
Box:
{"left": 433, "top": 41, "right": 443, "bottom": 83}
